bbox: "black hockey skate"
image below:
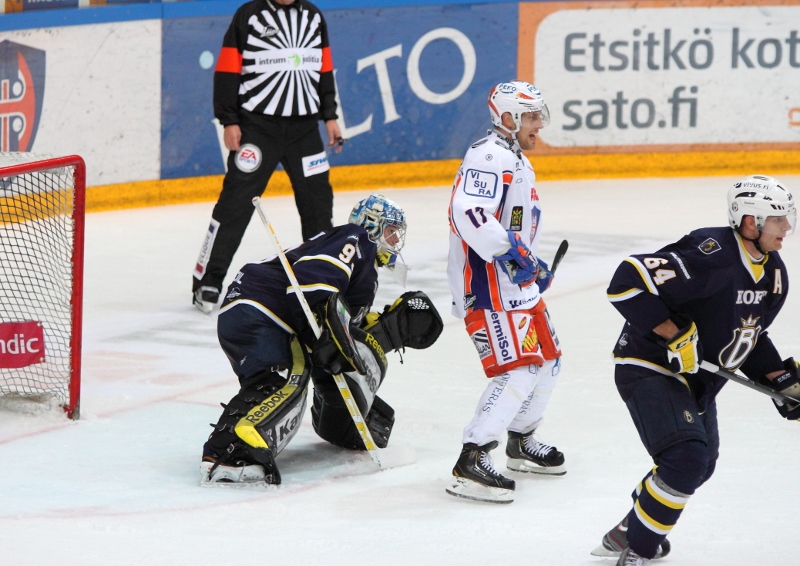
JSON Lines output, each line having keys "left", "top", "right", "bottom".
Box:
{"left": 446, "top": 441, "right": 515, "bottom": 504}
{"left": 506, "top": 430, "right": 566, "bottom": 475}
{"left": 591, "top": 516, "right": 671, "bottom": 560}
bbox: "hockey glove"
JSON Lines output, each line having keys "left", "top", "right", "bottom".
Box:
{"left": 661, "top": 315, "right": 702, "bottom": 374}
{"left": 769, "top": 358, "right": 800, "bottom": 420}
{"left": 363, "top": 291, "right": 443, "bottom": 352}
{"left": 495, "top": 231, "right": 538, "bottom": 286}
{"left": 535, "top": 258, "right": 553, "bottom": 293}
{"left": 311, "top": 293, "right": 367, "bottom": 376}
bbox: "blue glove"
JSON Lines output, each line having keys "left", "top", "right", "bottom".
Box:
{"left": 495, "top": 231, "right": 538, "bottom": 286}
{"left": 535, "top": 258, "right": 553, "bottom": 293}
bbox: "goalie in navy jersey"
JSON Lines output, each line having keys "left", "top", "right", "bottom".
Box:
{"left": 593, "top": 175, "right": 799, "bottom": 566}
{"left": 199, "top": 194, "right": 442, "bottom": 486}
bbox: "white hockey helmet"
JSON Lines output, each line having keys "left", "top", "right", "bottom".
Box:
{"left": 488, "top": 81, "right": 550, "bottom": 133}
{"left": 727, "top": 175, "right": 796, "bottom": 234}
{"left": 349, "top": 193, "right": 407, "bottom": 254}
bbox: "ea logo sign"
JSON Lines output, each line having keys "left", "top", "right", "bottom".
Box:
{"left": 235, "top": 144, "right": 262, "bottom": 173}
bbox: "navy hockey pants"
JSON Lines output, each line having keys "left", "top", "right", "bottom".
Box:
{"left": 616, "top": 365, "right": 720, "bottom": 558}
{"left": 217, "top": 303, "right": 292, "bottom": 384}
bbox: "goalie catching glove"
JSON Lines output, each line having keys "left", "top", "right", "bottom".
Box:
{"left": 495, "top": 231, "right": 539, "bottom": 286}
{"left": 363, "top": 291, "right": 443, "bottom": 353}
{"left": 660, "top": 315, "right": 702, "bottom": 374}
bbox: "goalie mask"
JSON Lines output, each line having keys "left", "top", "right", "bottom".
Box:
{"left": 488, "top": 81, "right": 550, "bottom": 134}
{"left": 349, "top": 194, "right": 407, "bottom": 257}
{"left": 727, "top": 175, "right": 796, "bottom": 236}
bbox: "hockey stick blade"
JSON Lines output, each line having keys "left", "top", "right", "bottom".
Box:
{"left": 550, "top": 239, "right": 569, "bottom": 275}
{"left": 700, "top": 361, "right": 800, "bottom": 404}
{"left": 370, "top": 442, "right": 417, "bottom": 469}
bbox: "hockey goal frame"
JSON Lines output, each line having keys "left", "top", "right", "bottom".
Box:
{"left": 0, "top": 154, "right": 86, "bottom": 419}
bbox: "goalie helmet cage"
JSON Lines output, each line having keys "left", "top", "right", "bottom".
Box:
{"left": 0, "top": 153, "right": 85, "bottom": 420}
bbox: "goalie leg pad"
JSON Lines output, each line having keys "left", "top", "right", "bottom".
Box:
{"left": 311, "top": 384, "right": 395, "bottom": 450}
{"left": 363, "top": 291, "right": 443, "bottom": 352}
{"left": 203, "top": 371, "right": 286, "bottom": 485}
{"left": 203, "top": 337, "right": 311, "bottom": 485}
{"left": 233, "top": 337, "right": 311, "bottom": 457}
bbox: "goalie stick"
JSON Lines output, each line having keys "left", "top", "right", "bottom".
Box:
{"left": 550, "top": 239, "right": 569, "bottom": 275}
{"left": 700, "top": 360, "right": 800, "bottom": 404}
{"left": 251, "top": 197, "right": 390, "bottom": 469}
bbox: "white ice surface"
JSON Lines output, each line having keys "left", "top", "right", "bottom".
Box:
{"left": 2, "top": 176, "right": 799, "bottom": 565}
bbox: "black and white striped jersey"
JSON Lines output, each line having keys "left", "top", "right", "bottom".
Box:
{"left": 214, "top": 0, "right": 338, "bottom": 125}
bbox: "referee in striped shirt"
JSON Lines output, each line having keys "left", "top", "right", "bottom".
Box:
{"left": 192, "top": 0, "right": 344, "bottom": 313}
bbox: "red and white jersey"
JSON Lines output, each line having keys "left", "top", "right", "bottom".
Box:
{"left": 447, "top": 130, "right": 543, "bottom": 318}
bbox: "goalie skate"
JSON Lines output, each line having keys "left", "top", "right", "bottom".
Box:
{"left": 199, "top": 457, "right": 278, "bottom": 488}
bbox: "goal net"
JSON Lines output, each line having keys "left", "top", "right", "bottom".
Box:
{"left": 0, "top": 153, "right": 85, "bottom": 419}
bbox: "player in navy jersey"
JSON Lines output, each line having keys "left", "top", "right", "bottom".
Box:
{"left": 199, "top": 194, "right": 443, "bottom": 486}
{"left": 592, "top": 175, "right": 800, "bottom": 565}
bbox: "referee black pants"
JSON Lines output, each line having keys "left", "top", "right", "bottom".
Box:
{"left": 193, "top": 112, "right": 334, "bottom": 293}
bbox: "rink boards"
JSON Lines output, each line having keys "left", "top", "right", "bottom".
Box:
{"left": 0, "top": 0, "right": 798, "bottom": 209}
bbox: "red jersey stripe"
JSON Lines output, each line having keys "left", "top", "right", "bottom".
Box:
{"left": 321, "top": 46, "right": 334, "bottom": 73}
{"left": 215, "top": 47, "right": 242, "bottom": 74}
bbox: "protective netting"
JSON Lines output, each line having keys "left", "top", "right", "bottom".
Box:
{"left": 0, "top": 153, "right": 83, "bottom": 417}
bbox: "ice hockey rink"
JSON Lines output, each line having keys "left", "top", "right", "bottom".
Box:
{"left": 2, "top": 175, "right": 799, "bottom": 566}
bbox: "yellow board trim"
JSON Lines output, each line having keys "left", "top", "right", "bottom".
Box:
{"left": 85, "top": 150, "right": 800, "bottom": 213}
{"left": 0, "top": 190, "right": 75, "bottom": 223}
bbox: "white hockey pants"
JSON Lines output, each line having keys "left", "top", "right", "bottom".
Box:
{"left": 462, "top": 358, "right": 561, "bottom": 446}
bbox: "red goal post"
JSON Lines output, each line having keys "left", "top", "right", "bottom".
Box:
{"left": 0, "top": 153, "right": 85, "bottom": 419}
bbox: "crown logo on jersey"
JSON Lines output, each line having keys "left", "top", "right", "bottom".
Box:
{"left": 740, "top": 314, "right": 761, "bottom": 328}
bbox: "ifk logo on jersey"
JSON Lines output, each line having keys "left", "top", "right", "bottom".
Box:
{"left": 0, "top": 41, "right": 45, "bottom": 152}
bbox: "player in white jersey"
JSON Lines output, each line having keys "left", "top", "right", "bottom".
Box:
{"left": 445, "top": 81, "right": 565, "bottom": 504}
